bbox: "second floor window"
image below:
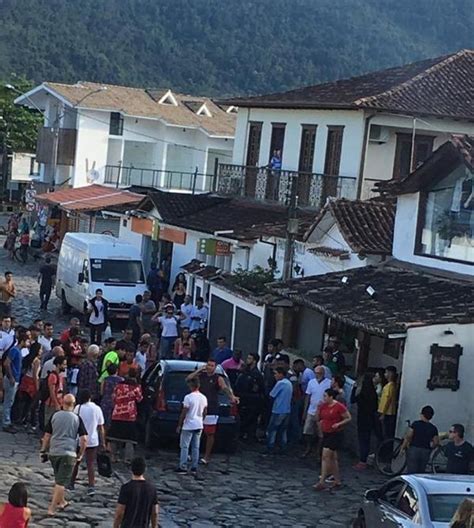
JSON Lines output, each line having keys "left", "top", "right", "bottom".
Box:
{"left": 109, "top": 112, "right": 124, "bottom": 136}
{"left": 393, "top": 133, "right": 434, "bottom": 180}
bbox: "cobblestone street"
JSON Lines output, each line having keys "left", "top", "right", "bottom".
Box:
{"left": 0, "top": 243, "right": 387, "bottom": 527}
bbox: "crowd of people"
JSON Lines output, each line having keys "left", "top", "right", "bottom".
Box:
{"left": 0, "top": 262, "right": 472, "bottom": 526}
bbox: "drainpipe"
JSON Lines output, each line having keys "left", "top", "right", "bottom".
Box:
{"left": 356, "top": 111, "right": 377, "bottom": 200}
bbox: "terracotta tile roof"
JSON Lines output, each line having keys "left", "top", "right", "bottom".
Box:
{"left": 269, "top": 261, "right": 474, "bottom": 336}
{"left": 36, "top": 184, "right": 142, "bottom": 212}
{"left": 305, "top": 198, "right": 395, "bottom": 255}
{"left": 43, "top": 82, "right": 236, "bottom": 137}
{"left": 168, "top": 199, "right": 291, "bottom": 241}
{"left": 225, "top": 49, "right": 474, "bottom": 120}
{"left": 139, "top": 191, "right": 228, "bottom": 223}
{"left": 379, "top": 135, "right": 474, "bottom": 195}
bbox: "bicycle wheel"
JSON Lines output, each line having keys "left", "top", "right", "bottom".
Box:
{"left": 429, "top": 446, "right": 448, "bottom": 474}
{"left": 375, "top": 438, "right": 407, "bottom": 476}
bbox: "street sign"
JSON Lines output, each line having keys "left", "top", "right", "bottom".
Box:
{"left": 25, "top": 188, "right": 37, "bottom": 203}
{"left": 25, "top": 202, "right": 35, "bottom": 212}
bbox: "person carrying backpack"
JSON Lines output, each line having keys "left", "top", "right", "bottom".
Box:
{"left": 43, "top": 356, "right": 67, "bottom": 427}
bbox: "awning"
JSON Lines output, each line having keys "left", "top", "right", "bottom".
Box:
{"left": 36, "top": 184, "right": 143, "bottom": 213}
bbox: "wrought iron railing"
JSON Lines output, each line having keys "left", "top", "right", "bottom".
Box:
{"left": 103, "top": 165, "right": 215, "bottom": 193}
{"left": 217, "top": 164, "right": 357, "bottom": 208}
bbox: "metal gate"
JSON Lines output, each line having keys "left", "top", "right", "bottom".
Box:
{"left": 208, "top": 294, "right": 233, "bottom": 350}
{"left": 233, "top": 307, "right": 260, "bottom": 356}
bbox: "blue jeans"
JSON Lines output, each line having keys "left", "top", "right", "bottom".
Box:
{"left": 3, "top": 377, "right": 19, "bottom": 427}
{"left": 160, "top": 336, "right": 176, "bottom": 359}
{"left": 179, "top": 429, "right": 202, "bottom": 470}
{"left": 267, "top": 413, "right": 290, "bottom": 450}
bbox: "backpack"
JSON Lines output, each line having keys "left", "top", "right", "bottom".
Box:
{"left": 38, "top": 371, "right": 59, "bottom": 402}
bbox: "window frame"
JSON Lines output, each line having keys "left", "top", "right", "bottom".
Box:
{"left": 414, "top": 186, "right": 474, "bottom": 266}
{"left": 393, "top": 133, "right": 434, "bottom": 180}
{"left": 109, "top": 112, "right": 124, "bottom": 136}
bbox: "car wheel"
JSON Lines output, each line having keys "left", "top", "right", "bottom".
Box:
{"left": 61, "top": 291, "right": 71, "bottom": 315}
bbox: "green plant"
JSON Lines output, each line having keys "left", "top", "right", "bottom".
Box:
{"left": 228, "top": 265, "right": 276, "bottom": 294}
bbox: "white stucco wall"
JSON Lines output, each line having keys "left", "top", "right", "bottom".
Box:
{"left": 74, "top": 110, "right": 110, "bottom": 187}
{"left": 363, "top": 115, "right": 474, "bottom": 187}
{"left": 232, "top": 107, "right": 365, "bottom": 178}
{"left": 393, "top": 193, "right": 473, "bottom": 276}
{"left": 397, "top": 323, "right": 474, "bottom": 439}
{"left": 118, "top": 217, "right": 145, "bottom": 248}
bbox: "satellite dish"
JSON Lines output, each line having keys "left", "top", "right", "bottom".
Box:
{"left": 85, "top": 159, "right": 100, "bottom": 183}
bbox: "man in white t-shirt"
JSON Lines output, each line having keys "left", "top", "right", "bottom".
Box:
{"left": 0, "top": 315, "right": 16, "bottom": 359}
{"left": 153, "top": 304, "right": 180, "bottom": 359}
{"left": 71, "top": 388, "right": 105, "bottom": 495}
{"left": 301, "top": 366, "right": 332, "bottom": 457}
{"left": 176, "top": 378, "right": 207, "bottom": 475}
{"left": 38, "top": 322, "right": 54, "bottom": 359}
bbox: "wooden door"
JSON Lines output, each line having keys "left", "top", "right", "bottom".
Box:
{"left": 245, "top": 122, "right": 262, "bottom": 197}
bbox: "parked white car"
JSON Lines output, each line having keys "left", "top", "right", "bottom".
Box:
{"left": 56, "top": 233, "right": 146, "bottom": 319}
{"left": 353, "top": 474, "right": 473, "bottom": 527}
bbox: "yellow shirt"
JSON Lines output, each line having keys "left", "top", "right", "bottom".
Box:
{"left": 378, "top": 381, "right": 397, "bottom": 415}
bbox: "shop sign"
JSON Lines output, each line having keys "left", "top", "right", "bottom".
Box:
{"left": 198, "top": 238, "right": 231, "bottom": 256}
{"left": 426, "top": 344, "right": 462, "bottom": 391}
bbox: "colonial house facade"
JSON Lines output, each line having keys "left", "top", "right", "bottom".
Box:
{"left": 271, "top": 135, "right": 474, "bottom": 437}
{"left": 222, "top": 49, "right": 474, "bottom": 203}
{"left": 15, "top": 82, "right": 236, "bottom": 190}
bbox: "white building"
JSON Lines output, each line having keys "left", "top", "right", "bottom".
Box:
{"left": 14, "top": 82, "right": 236, "bottom": 189}
{"left": 223, "top": 49, "right": 474, "bottom": 202}
{"left": 271, "top": 135, "right": 474, "bottom": 438}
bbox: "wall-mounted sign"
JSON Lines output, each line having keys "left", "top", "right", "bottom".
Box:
{"left": 151, "top": 220, "right": 160, "bottom": 241}
{"left": 427, "top": 344, "right": 462, "bottom": 391}
{"left": 198, "top": 238, "right": 231, "bottom": 256}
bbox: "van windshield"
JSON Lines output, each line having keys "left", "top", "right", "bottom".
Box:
{"left": 90, "top": 259, "right": 144, "bottom": 284}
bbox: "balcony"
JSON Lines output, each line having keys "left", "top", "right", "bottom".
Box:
{"left": 103, "top": 165, "right": 215, "bottom": 192}
{"left": 216, "top": 164, "right": 357, "bottom": 208}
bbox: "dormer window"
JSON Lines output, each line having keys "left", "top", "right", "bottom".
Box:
{"left": 158, "top": 90, "right": 178, "bottom": 106}
{"left": 416, "top": 165, "right": 473, "bottom": 264}
{"left": 109, "top": 112, "right": 123, "bottom": 136}
{"left": 196, "top": 103, "right": 212, "bottom": 117}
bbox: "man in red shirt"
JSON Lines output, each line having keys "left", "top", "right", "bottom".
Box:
{"left": 59, "top": 317, "right": 81, "bottom": 343}
{"left": 44, "top": 356, "right": 67, "bottom": 426}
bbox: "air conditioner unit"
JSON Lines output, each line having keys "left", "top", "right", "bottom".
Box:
{"left": 369, "top": 125, "right": 390, "bottom": 143}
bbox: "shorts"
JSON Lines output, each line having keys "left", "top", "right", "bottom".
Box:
{"left": 321, "top": 431, "right": 344, "bottom": 451}
{"left": 303, "top": 414, "right": 320, "bottom": 437}
{"left": 50, "top": 455, "right": 76, "bottom": 486}
{"left": 203, "top": 415, "right": 218, "bottom": 435}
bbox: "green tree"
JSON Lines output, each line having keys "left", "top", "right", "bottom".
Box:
{"left": 0, "top": 75, "right": 42, "bottom": 152}
{"left": 229, "top": 265, "right": 276, "bottom": 295}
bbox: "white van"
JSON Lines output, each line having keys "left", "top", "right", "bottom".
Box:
{"left": 56, "top": 233, "right": 146, "bottom": 320}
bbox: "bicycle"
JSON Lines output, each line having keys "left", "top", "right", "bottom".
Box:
{"left": 375, "top": 436, "right": 407, "bottom": 476}
{"left": 375, "top": 425, "right": 451, "bottom": 476}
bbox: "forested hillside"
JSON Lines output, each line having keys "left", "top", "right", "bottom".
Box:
{"left": 0, "top": 0, "right": 473, "bottom": 96}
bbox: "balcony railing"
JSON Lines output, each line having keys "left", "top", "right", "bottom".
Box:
{"left": 104, "top": 165, "right": 215, "bottom": 193}
{"left": 217, "top": 164, "right": 357, "bottom": 208}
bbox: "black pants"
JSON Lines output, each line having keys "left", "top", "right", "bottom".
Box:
{"left": 382, "top": 415, "right": 397, "bottom": 440}
{"left": 239, "top": 397, "right": 262, "bottom": 440}
{"left": 90, "top": 324, "right": 105, "bottom": 346}
{"left": 40, "top": 285, "right": 52, "bottom": 309}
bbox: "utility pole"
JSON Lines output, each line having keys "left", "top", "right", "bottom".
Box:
{"left": 282, "top": 174, "right": 298, "bottom": 281}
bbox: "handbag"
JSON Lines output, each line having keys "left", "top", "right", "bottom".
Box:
{"left": 97, "top": 451, "right": 113, "bottom": 477}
